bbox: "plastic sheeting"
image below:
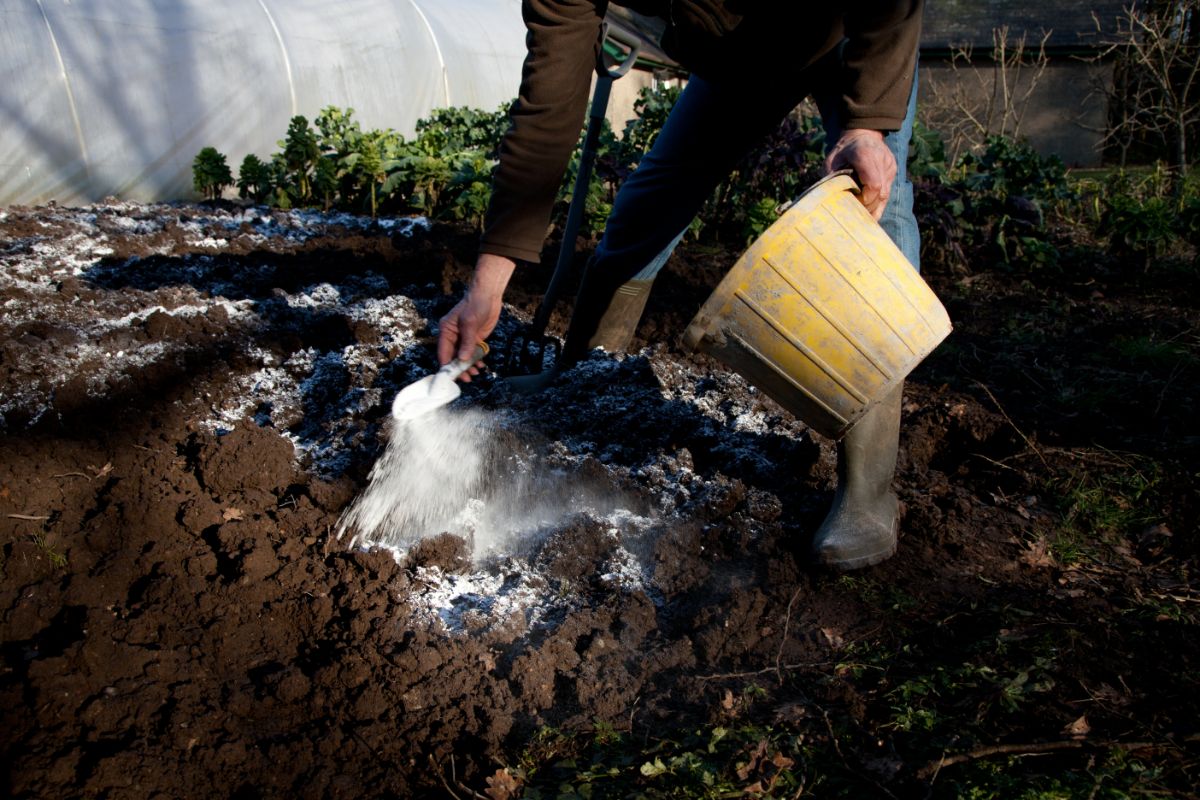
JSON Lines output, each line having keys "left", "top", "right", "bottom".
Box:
{"left": 0, "top": 0, "right": 527, "bottom": 205}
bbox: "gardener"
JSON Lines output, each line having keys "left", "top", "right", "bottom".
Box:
{"left": 437, "top": 0, "right": 924, "bottom": 570}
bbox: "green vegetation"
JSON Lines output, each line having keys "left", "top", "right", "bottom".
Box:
{"left": 194, "top": 91, "right": 1198, "bottom": 277}
{"left": 189, "top": 85, "right": 818, "bottom": 240}
{"left": 31, "top": 528, "right": 67, "bottom": 569}
{"left": 487, "top": 659, "right": 1187, "bottom": 798}
{"left": 191, "top": 146, "right": 233, "bottom": 202}
{"left": 192, "top": 103, "right": 510, "bottom": 219}
{"left": 502, "top": 722, "right": 812, "bottom": 799}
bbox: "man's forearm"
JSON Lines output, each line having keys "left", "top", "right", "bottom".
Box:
{"left": 480, "top": 0, "right": 605, "bottom": 263}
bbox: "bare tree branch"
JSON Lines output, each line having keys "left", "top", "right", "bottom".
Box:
{"left": 1092, "top": 0, "right": 1200, "bottom": 181}
{"left": 919, "top": 26, "right": 1051, "bottom": 164}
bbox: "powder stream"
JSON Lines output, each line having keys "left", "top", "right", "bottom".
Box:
{"left": 338, "top": 408, "right": 492, "bottom": 551}
{"left": 338, "top": 405, "right": 655, "bottom": 564}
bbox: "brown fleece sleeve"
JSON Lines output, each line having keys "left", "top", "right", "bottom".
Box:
{"left": 480, "top": 0, "right": 608, "bottom": 264}
{"left": 841, "top": 0, "right": 924, "bottom": 131}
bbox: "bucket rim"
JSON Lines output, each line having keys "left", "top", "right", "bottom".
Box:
{"left": 775, "top": 169, "right": 858, "bottom": 218}
{"left": 681, "top": 171, "right": 861, "bottom": 352}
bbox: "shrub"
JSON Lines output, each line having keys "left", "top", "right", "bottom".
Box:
{"left": 704, "top": 113, "right": 825, "bottom": 244}
{"left": 448, "top": 152, "right": 494, "bottom": 231}
{"left": 345, "top": 133, "right": 396, "bottom": 218}
{"left": 960, "top": 135, "right": 1072, "bottom": 207}
{"left": 1094, "top": 167, "right": 1199, "bottom": 269}
{"left": 920, "top": 135, "right": 1074, "bottom": 273}
{"left": 1100, "top": 193, "right": 1179, "bottom": 268}
{"left": 414, "top": 105, "right": 510, "bottom": 157}
{"left": 909, "top": 120, "right": 950, "bottom": 182}
{"left": 619, "top": 84, "right": 682, "bottom": 158}
{"left": 192, "top": 147, "right": 233, "bottom": 202}
{"left": 1178, "top": 196, "right": 1200, "bottom": 247}
{"left": 236, "top": 154, "right": 273, "bottom": 204}
{"left": 280, "top": 115, "right": 321, "bottom": 205}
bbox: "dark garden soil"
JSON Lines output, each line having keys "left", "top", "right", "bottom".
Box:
{"left": 0, "top": 199, "right": 1197, "bottom": 798}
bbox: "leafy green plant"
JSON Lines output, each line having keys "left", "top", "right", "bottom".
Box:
{"left": 314, "top": 105, "right": 370, "bottom": 204}
{"left": 509, "top": 721, "right": 813, "bottom": 799}
{"left": 236, "top": 153, "right": 273, "bottom": 204}
{"left": 395, "top": 151, "right": 453, "bottom": 216}
{"left": 1178, "top": 195, "right": 1200, "bottom": 247}
{"left": 413, "top": 104, "right": 510, "bottom": 156}
{"left": 192, "top": 146, "right": 233, "bottom": 202}
{"left": 1058, "top": 463, "right": 1161, "bottom": 542}
{"left": 909, "top": 120, "right": 950, "bottom": 181}
{"left": 447, "top": 152, "right": 496, "bottom": 230}
{"left": 964, "top": 139, "right": 1068, "bottom": 260}
{"left": 314, "top": 106, "right": 363, "bottom": 155}
{"left": 280, "top": 115, "right": 322, "bottom": 205}
{"left": 960, "top": 136, "right": 1072, "bottom": 207}
{"left": 312, "top": 155, "right": 338, "bottom": 211}
{"left": 268, "top": 153, "right": 295, "bottom": 209}
{"left": 916, "top": 135, "right": 1074, "bottom": 273}
{"left": 347, "top": 134, "right": 387, "bottom": 218}
{"left": 619, "top": 84, "right": 682, "bottom": 159}
{"left": 886, "top": 675, "right": 941, "bottom": 732}
{"left": 1099, "top": 193, "right": 1178, "bottom": 268}
{"left": 701, "top": 113, "right": 825, "bottom": 244}
{"left": 1087, "top": 165, "right": 1200, "bottom": 269}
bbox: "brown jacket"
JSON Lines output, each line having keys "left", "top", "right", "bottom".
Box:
{"left": 481, "top": 0, "right": 924, "bottom": 263}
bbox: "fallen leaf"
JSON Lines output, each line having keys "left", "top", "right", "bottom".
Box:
{"left": 737, "top": 740, "right": 769, "bottom": 780}
{"left": 90, "top": 462, "right": 113, "bottom": 479}
{"left": 821, "top": 627, "right": 844, "bottom": 648}
{"left": 1064, "top": 715, "right": 1090, "bottom": 737}
{"left": 721, "top": 689, "right": 735, "bottom": 711}
{"left": 222, "top": 507, "right": 245, "bottom": 522}
{"left": 484, "top": 768, "right": 521, "bottom": 800}
{"left": 1020, "top": 537, "right": 1055, "bottom": 569}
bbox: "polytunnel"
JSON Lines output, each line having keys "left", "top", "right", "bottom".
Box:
{"left": 0, "top": 0, "right": 528, "bottom": 206}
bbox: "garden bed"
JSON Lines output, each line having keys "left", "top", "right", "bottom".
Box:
{"left": 1, "top": 199, "right": 1196, "bottom": 797}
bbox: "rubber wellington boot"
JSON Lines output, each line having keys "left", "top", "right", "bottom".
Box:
{"left": 506, "top": 266, "right": 651, "bottom": 395}
{"left": 811, "top": 384, "right": 903, "bottom": 570}
{"left": 586, "top": 277, "right": 653, "bottom": 353}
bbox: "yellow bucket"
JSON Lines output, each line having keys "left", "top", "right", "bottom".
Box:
{"left": 681, "top": 172, "right": 951, "bottom": 439}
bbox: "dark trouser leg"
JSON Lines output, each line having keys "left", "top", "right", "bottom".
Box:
{"left": 555, "top": 75, "right": 809, "bottom": 367}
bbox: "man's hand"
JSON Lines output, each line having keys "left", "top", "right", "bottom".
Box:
{"left": 824, "top": 129, "right": 896, "bottom": 221}
{"left": 437, "top": 253, "right": 515, "bottom": 382}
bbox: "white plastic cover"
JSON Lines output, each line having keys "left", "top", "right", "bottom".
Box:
{"left": 0, "top": 0, "right": 527, "bottom": 205}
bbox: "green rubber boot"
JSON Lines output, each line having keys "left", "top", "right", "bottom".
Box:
{"left": 507, "top": 267, "right": 652, "bottom": 395}
{"left": 586, "top": 277, "right": 653, "bottom": 353}
{"left": 811, "top": 384, "right": 903, "bottom": 570}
